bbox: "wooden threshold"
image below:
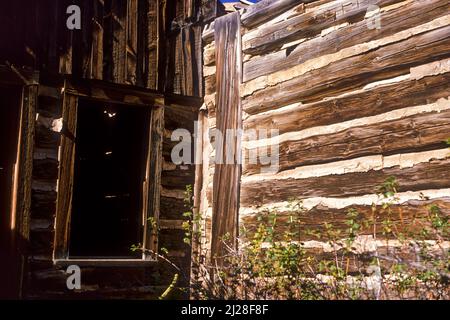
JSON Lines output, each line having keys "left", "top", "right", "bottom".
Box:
{"left": 53, "top": 258, "right": 157, "bottom": 267}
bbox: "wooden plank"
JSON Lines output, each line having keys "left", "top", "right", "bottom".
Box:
{"left": 12, "top": 84, "right": 38, "bottom": 297}
{"left": 0, "top": 65, "right": 39, "bottom": 86}
{"left": 193, "top": 24, "right": 204, "bottom": 97}
{"left": 126, "top": 0, "right": 138, "bottom": 85}
{"left": 242, "top": 25, "right": 450, "bottom": 114}
{"left": 181, "top": 27, "right": 194, "bottom": 96}
{"left": 53, "top": 92, "right": 78, "bottom": 259}
{"left": 147, "top": 0, "right": 159, "bottom": 89}
{"left": 190, "top": 109, "right": 206, "bottom": 292}
{"left": 90, "top": 0, "right": 104, "bottom": 80}
{"left": 243, "top": 0, "right": 450, "bottom": 82}
{"left": 201, "top": 0, "right": 219, "bottom": 23}
{"left": 64, "top": 78, "right": 164, "bottom": 107}
{"left": 143, "top": 107, "right": 164, "bottom": 259}
{"left": 111, "top": 0, "right": 127, "bottom": 83}
{"left": 211, "top": 12, "right": 242, "bottom": 263}
{"left": 244, "top": 72, "right": 450, "bottom": 135}
{"left": 244, "top": 108, "right": 450, "bottom": 175}
{"left": 241, "top": 158, "right": 450, "bottom": 206}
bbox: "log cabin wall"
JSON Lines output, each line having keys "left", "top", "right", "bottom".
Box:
{"left": 0, "top": 0, "right": 215, "bottom": 299}
{"left": 201, "top": 0, "right": 450, "bottom": 266}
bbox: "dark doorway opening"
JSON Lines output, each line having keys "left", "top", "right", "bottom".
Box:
{"left": 68, "top": 99, "right": 150, "bottom": 258}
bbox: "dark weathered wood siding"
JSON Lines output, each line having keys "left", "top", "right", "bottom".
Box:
{"left": 0, "top": 0, "right": 208, "bottom": 299}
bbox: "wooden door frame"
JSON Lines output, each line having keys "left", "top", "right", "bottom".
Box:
{"left": 53, "top": 78, "right": 164, "bottom": 265}
{"left": 0, "top": 65, "right": 38, "bottom": 298}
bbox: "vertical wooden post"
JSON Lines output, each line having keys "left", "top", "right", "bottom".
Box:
{"left": 53, "top": 89, "right": 78, "bottom": 260}
{"left": 14, "top": 84, "right": 37, "bottom": 298}
{"left": 211, "top": 12, "right": 242, "bottom": 265}
{"left": 143, "top": 106, "right": 164, "bottom": 260}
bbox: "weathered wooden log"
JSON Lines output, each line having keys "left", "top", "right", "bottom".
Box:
{"left": 161, "top": 167, "right": 195, "bottom": 189}
{"left": 241, "top": 158, "right": 450, "bottom": 206}
{"left": 244, "top": 72, "right": 450, "bottom": 134}
{"left": 241, "top": 198, "right": 450, "bottom": 241}
{"left": 242, "top": 0, "right": 403, "bottom": 55}
{"left": 160, "top": 196, "right": 189, "bottom": 220}
{"left": 203, "top": 41, "right": 216, "bottom": 66}
{"left": 242, "top": 25, "right": 450, "bottom": 114}
{"left": 164, "top": 103, "right": 199, "bottom": 131}
{"left": 240, "top": 0, "right": 314, "bottom": 29}
{"left": 30, "top": 190, "right": 56, "bottom": 219}
{"left": 211, "top": 12, "right": 242, "bottom": 263}
{"left": 29, "top": 230, "right": 54, "bottom": 255}
{"left": 35, "top": 125, "right": 60, "bottom": 150}
{"left": 204, "top": 74, "right": 216, "bottom": 95}
{"left": 32, "top": 158, "right": 58, "bottom": 181}
{"left": 243, "top": 0, "right": 450, "bottom": 81}
{"left": 244, "top": 108, "right": 450, "bottom": 174}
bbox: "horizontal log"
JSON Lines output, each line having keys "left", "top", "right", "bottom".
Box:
{"left": 242, "top": 23, "right": 450, "bottom": 114}
{"left": 243, "top": 0, "right": 450, "bottom": 81}
{"left": 35, "top": 125, "right": 60, "bottom": 149}
{"left": 64, "top": 78, "right": 165, "bottom": 107}
{"left": 240, "top": 0, "right": 314, "bottom": 29}
{"left": 241, "top": 198, "right": 450, "bottom": 241}
{"left": 33, "top": 158, "right": 58, "bottom": 180}
{"left": 161, "top": 167, "right": 195, "bottom": 189}
{"left": 202, "top": 1, "right": 315, "bottom": 43}
{"left": 29, "top": 230, "right": 54, "bottom": 255}
{"left": 244, "top": 108, "right": 450, "bottom": 174}
{"left": 244, "top": 72, "right": 450, "bottom": 135}
{"left": 241, "top": 158, "right": 450, "bottom": 206}
{"left": 243, "top": 148, "right": 450, "bottom": 184}
{"left": 203, "top": 41, "right": 216, "bottom": 66}
{"left": 160, "top": 197, "right": 189, "bottom": 220}
{"left": 37, "top": 96, "right": 62, "bottom": 118}
{"left": 159, "top": 229, "right": 190, "bottom": 252}
{"left": 202, "top": 21, "right": 215, "bottom": 43}
{"left": 242, "top": 0, "right": 403, "bottom": 55}
{"left": 30, "top": 219, "right": 53, "bottom": 232}
{"left": 205, "top": 74, "right": 216, "bottom": 95}
{"left": 159, "top": 219, "right": 185, "bottom": 230}
{"left": 164, "top": 103, "right": 198, "bottom": 131}
{"left": 31, "top": 190, "right": 56, "bottom": 219}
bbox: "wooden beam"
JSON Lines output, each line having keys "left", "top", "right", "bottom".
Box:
{"left": 211, "top": 12, "right": 242, "bottom": 264}
{"left": 143, "top": 106, "right": 164, "bottom": 260}
{"left": 53, "top": 92, "right": 78, "bottom": 260}
{"left": 63, "top": 78, "right": 164, "bottom": 106}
